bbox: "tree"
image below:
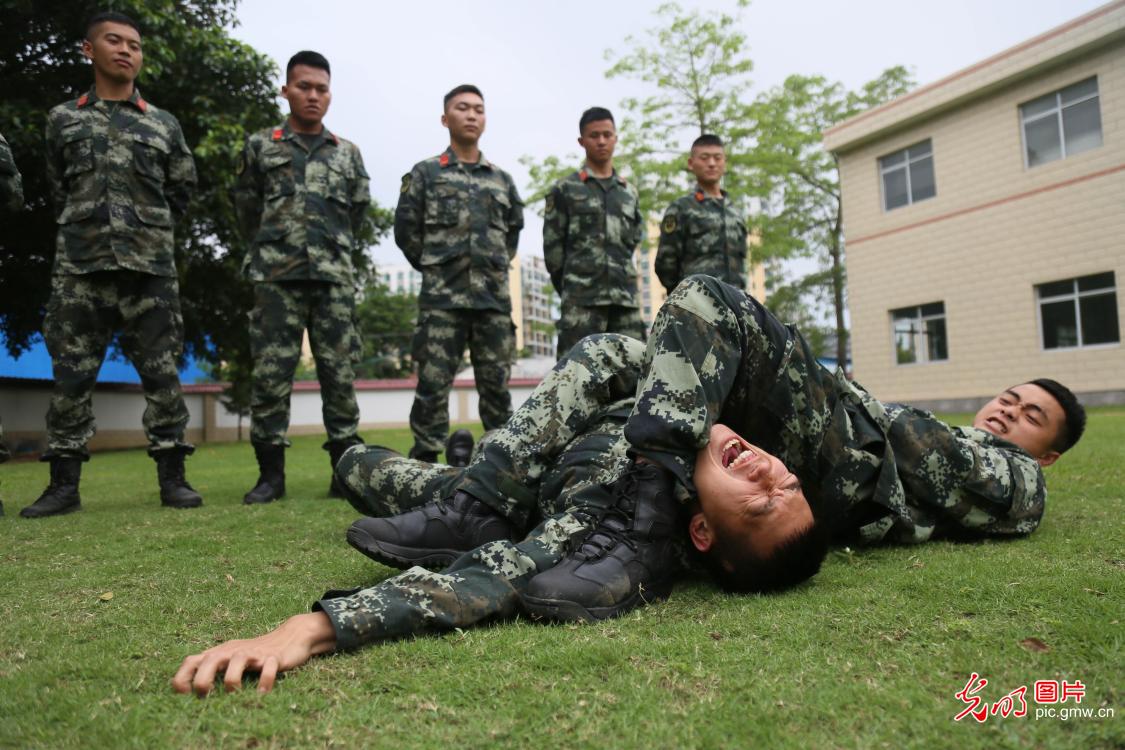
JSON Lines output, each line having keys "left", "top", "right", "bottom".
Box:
{"left": 353, "top": 281, "right": 417, "bottom": 379}
{"left": 742, "top": 69, "right": 914, "bottom": 367}
{"left": 0, "top": 0, "right": 390, "bottom": 381}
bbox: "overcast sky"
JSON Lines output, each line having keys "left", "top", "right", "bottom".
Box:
{"left": 230, "top": 0, "right": 1108, "bottom": 268}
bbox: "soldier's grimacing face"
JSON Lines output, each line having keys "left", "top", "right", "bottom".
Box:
{"left": 972, "top": 383, "right": 1064, "bottom": 466}
{"left": 442, "top": 93, "right": 486, "bottom": 144}
{"left": 83, "top": 21, "right": 143, "bottom": 85}
{"left": 691, "top": 424, "right": 813, "bottom": 560}
{"left": 283, "top": 65, "right": 331, "bottom": 129}
{"left": 688, "top": 145, "right": 726, "bottom": 186}
{"left": 578, "top": 120, "right": 617, "bottom": 167}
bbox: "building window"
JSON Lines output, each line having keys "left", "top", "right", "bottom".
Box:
{"left": 1020, "top": 77, "right": 1102, "bottom": 168}
{"left": 879, "top": 139, "right": 935, "bottom": 210}
{"left": 891, "top": 302, "right": 947, "bottom": 365}
{"left": 1037, "top": 272, "right": 1119, "bottom": 349}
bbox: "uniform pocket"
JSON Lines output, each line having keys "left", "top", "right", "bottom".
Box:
{"left": 488, "top": 189, "right": 511, "bottom": 230}
{"left": 133, "top": 132, "right": 170, "bottom": 182}
{"left": 134, "top": 204, "right": 172, "bottom": 227}
{"left": 424, "top": 183, "right": 461, "bottom": 226}
{"left": 60, "top": 123, "right": 95, "bottom": 177}
{"left": 261, "top": 146, "right": 295, "bottom": 199}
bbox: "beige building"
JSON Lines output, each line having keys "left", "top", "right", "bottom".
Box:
{"left": 825, "top": 1, "right": 1125, "bottom": 409}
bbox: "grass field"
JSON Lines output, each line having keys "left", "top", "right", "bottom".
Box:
{"left": 0, "top": 414, "right": 1121, "bottom": 749}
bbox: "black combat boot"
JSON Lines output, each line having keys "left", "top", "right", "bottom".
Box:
{"left": 346, "top": 490, "right": 513, "bottom": 569}
{"left": 444, "top": 429, "right": 474, "bottom": 468}
{"left": 243, "top": 443, "right": 285, "bottom": 505}
{"left": 408, "top": 444, "right": 439, "bottom": 464}
{"left": 154, "top": 448, "right": 203, "bottom": 509}
{"left": 20, "top": 456, "right": 84, "bottom": 518}
{"left": 521, "top": 461, "right": 681, "bottom": 622}
{"left": 326, "top": 439, "right": 362, "bottom": 498}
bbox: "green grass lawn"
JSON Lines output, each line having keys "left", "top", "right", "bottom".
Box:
{"left": 1, "top": 414, "right": 1121, "bottom": 749}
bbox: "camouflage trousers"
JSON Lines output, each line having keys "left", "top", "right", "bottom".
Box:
{"left": 556, "top": 303, "right": 645, "bottom": 361}
{"left": 43, "top": 271, "right": 191, "bottom": 458}
{"left": 410, "top": 308, "right": 514, "bottom": 456}
{"left": 250, "top": 281, "right": 360, "bottom": 446}
{"left": 320, "top": 334, "right": 644, "bottom": 650}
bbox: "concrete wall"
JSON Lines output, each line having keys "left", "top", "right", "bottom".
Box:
{"left": 0, "top": 378, "right": 541, "bottom": 455}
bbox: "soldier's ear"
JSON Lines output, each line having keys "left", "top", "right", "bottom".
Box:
{"left": 81, "top": 39, "right": 94, "bottom": 62}
{"left": 688, "top": 512, "right": 715, "bottom": 553}
{"left": 1036, "top": 450, "right": 1060, "bottom": 468}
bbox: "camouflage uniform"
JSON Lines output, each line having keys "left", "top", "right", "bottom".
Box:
{"left": 312, "top": 278, "right": 1045, "bottom": 647}
{"left": 0, "top": 131, "right": 24, "bottom": 211}
{"left": 234, "top": 123, "right": 370, "bottom": 447}
{"left": 42, "top": 88, "right": 197, "bottom": 458}
{"left": 323, "top": 334, "right": 641, "bottom": 649}
{"left": 543, "top": 167, "right": 645, "bottom": 359}
{"left": 394, "top": 147, "right": 524, "bottom": 456}
{"left": 626, "top": 275, "right": 1047, "bottom": 544}
{"left": 655, "top": 187, "right": 747, "bottom": 292}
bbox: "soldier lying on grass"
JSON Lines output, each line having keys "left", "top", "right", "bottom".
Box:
{"left": 173, "top": 276, "right": 1085, "bottom": 696}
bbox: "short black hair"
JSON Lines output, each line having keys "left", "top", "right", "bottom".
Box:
{"left": 444, "top": 84, "right": 483, "bottom": 109}
{"left": 579, "top": 107, "right": 615, "bottom": 134}
{"left": 85, "top": 11, "right": 140, "bottom": 39}
{"left": 701, "top": 519, "right": 830, "bottom": 594}
{"left": 287, "top": 50, "right": 330, "bottom": 80}
{"left": 1027, "top": 378, "right": 1086, "bottom": 453}
{"left": 692, "top": 134, "right": 724, "bottom": 150}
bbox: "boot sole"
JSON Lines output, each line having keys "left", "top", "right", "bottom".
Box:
{"left": 346, "top": 524, "right": 459, "bottom": 570}
{"left": 20, "top": 503, "right": 82, "bottom": 519}
{"left": 521, "top": 583, "right": 673, "bottom": 624}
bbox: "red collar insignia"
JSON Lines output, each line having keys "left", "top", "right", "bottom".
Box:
{"left": 271, "top": 128, "right": 284, "bottom": 141}
{"left": 76, "top": 94, "right": 89, "bottom": 108}
{"left": 578, "top": 169, "right": 589, "bottom": 182}
{"left": 695, "top": 191, "right": 705, "bottom": 202}
{"left": 439, "top": 153, "right": 450, "bottom": 167}
{"left": 135, "top": 95, "right": 148, "bottom": 113}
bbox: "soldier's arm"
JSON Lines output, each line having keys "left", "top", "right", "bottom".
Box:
{"left": 542, "top": 185, "right": 566, "bottom": 291}
{"left": 232, "top": 138, "right": 263, "bottom": 244}
{"left": 349, "top": 146, "right": 372, "bottom": 238}
{"left": 44, "top": 114, "right": 67, "bottom": 220}
{"left": 506, "top": 180, "right": 524, "bottom": 260}
{"left": 393, "top": 165, "right": 426, "bottom": 271}
{"left": 655, "top": 204, "right": 683, "bottom": 293}
{"left": 942, "top": 439, "right": 1047, "bottom": 537}
{"left": 0, "top": 135, "right": 23, "bottom": 211}
{"left": 165, "top": 119, "right": 197, "bottom": 224}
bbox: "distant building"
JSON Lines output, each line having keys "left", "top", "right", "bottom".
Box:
{"left": 379, "top": 264, "right": 423, "bottom": 296}
{"left": 824, "top": 1, "right": 1124, "bottom": 409}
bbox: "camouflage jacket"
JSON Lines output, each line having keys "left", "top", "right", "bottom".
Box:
{"left": 543, "top": 167, "right": 643, "bottom": 307}
{"left": 655, "top": 187, "right": 747, "bottom": 292}
{"left": 234, "top": 123, "right": 370, "bottom": 285}
{"left": 394, "top": 147, "right": 523, "bottom": 312}
{"left": 0, "top": 132, "right": 23, "bottom": 212}
{"left": 628, "top": 277, "right": 1046, "bottom": 547}
{"left": 45, "top": 88, "right": 196, "bottom": 277}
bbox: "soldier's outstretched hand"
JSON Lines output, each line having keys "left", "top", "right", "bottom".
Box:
{"left": 172, "top": 612, "right": 337, "bottom": 696}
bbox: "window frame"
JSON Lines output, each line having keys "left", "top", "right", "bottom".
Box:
{"left": 878, "top": 139, "right": 936, "bottom": 212}
{"left": 1035, "top": 272, "right": 1120, "bottom": 351}
{"left": 890, "top": 301, "right": 949, "bottom": 366}
{"left": 1019, "top": 76, "right": 1102, "bottom": 169}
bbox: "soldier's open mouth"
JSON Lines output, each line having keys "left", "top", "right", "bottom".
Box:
{"left": 985, "top": 416, "right": 1008, "bottom": 434}
{"left": 720, "top": 438, "right": 757, "bottom": 470}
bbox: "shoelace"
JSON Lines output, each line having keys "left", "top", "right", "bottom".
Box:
{"left": 573, "top": 472, "right": 642, "bottom": 560}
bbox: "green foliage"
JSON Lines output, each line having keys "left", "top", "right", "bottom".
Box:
{"left": 354, "top": 281, "right": 417, "bottom": 379}
{"left": 0, "top": 412, "right": 1121, "bottom": 748}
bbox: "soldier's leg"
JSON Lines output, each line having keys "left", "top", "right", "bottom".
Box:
{"left": 336, "top": 446, "right": 460, "bottom": 517}
{"left": 409, "top": 309, "right": 469, "bottom": 458}
{"left": 307, "top": 282, "right": 360, "bottom": 444}
{"left": 555, "top": 304, "right": 608, "bottom": 361}
{"left": 466, "top": 310, "right": 513, "bottom": 431}
{"left": 117, "top": 273, "right": 191, "bottom": 452}
{"left": 607, "top": 304, "right": 647, "bottom": 342}
{"left": 249, "top": 282, "right": 306, "bottom": 446}
{"left": 43, "top": 273, "right": 118, "bottom": 458}
{"left": 623, "top": 274, "right": 811, "bottom": 490}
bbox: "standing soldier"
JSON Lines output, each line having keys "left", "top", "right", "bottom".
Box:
{"left": 655, "top": 134, "right": 748, "bottom": 293}
{"left": 543, "top": 107, "right": 644, "bottom": 360}
{"left": 234, "top": 51, "right": 371, "bottom": 504}
{"left": 0, "top": 131, "right": 23, "bottom": 516}
{"left": 395, "top": 84, "right": 524, "bottom": 463}
{"left": 21, "top": 12, "right": 201, "bottom": 518}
